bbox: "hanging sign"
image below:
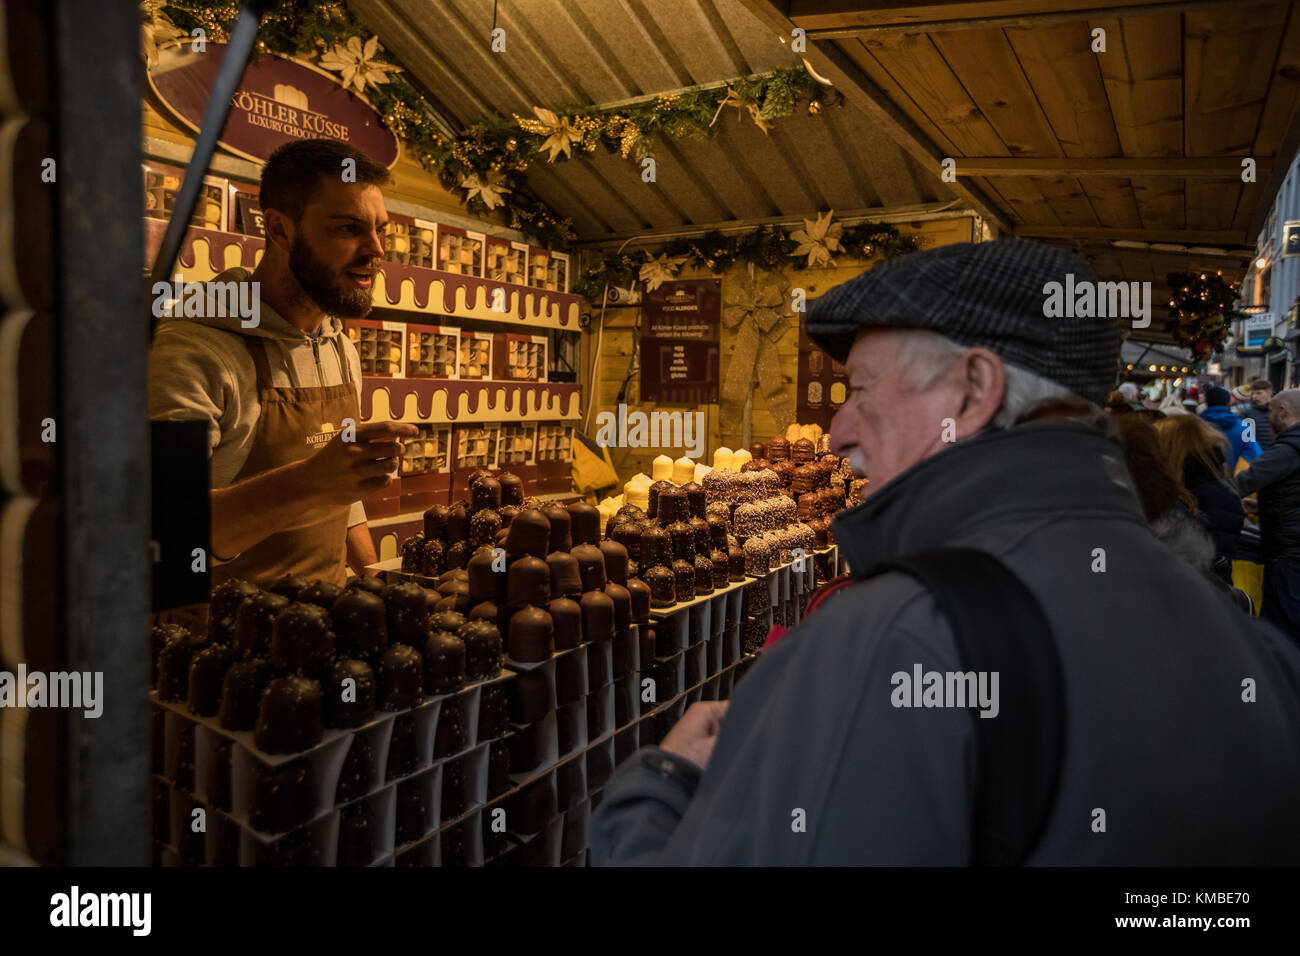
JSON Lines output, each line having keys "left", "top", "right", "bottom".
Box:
{"left": 148, "top": 42, "right": 400, "bottom": 167}
{"left": 640, "top": 279, "right": 720, "bottom": 404}
{"left": 797, "top": 323, "right": 848, "bottom": 431}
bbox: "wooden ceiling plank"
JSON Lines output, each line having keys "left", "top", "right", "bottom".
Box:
{"left": 1029, "top": 175, "right": 1103, "bottom": 227}
{"left": 1252, "top": 5, "right": 1300, "bottom": 155}
{"left": 980, "top": 176, "right": 1063, "bottom": 225}
{"left": 1004, "top": 21, "right": 1124, "bottom": 157}
{"left": 952, "top": 157, "right": 1257, "bottom": 175}
{"left": 1080, "top": 178, "right": 1145, "bottom": 229}
{"left": 1092, "top": 13, "right": 1183, "bottom": 158}
{"left": 1017, "top": 224, "right": 1249, "bottom": 241}
{"left": 858, "top": 32, "right": 1013, "bottom": 156}
{"left": 930, "top": 27, "right": 1063, "bottom": 156}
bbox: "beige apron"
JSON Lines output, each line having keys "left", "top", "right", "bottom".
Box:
{"left": 213, "top": 333, "right": 360, "bottom": 587}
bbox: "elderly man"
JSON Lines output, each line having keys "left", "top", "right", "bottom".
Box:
{"left": 1236, "top": 388, "right": 1300, "bottom": 639}
{"left": 591, "top": 239, "right": 1300, "bottom": 865}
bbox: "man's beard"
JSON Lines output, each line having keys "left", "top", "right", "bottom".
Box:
{"left": 289, "top": 236, "right": 374, "bottom": 318}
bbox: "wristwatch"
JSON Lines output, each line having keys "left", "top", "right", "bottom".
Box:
{"left": 639, "top": 748, "right": 702, "bottom": 795}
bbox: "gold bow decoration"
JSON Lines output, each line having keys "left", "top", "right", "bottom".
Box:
{"left": 721, "top": 275, "right": 795, "bottom": 429}
{"left": 459, "top": 172, "right": 510, "bottom": 210}
{"left": 514, "top": 107, "right": 585, "bottom": 163}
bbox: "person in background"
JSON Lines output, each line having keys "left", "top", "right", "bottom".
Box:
{"left": 1117, "top": 381, "right": 1143, "bottom": 410}
{"left": 1242, "top": 378, "right": 1275, "bottom": 449}
{"left": 1200, "top": 385, "right": 1261, "bottom": 470}
{"left": 1235, "top": 389, "right": 1300, "bottom": 641}
{"left": 1231, "top": 384, "right": 1253, "bottom": 416}
{"left": 1155, "top": 414, "right": 1245, "bottom": 583}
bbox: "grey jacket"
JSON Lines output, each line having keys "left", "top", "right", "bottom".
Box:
{"left": 591, "top": 423, "right": 1300, "bottom": 864}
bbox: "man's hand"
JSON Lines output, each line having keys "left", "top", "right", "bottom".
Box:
{"left": 309, "top": 421, "right": 418, "bottom": 508}
{"left": 1242, "top": 497, "right": 1259, "bottom": 515}
{"left": 660, "top": 701, "right": 729, "bottom": 771}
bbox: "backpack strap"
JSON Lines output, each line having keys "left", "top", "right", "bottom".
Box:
{"left": 861, "top": 548, "right": 1064, "bottom": 866}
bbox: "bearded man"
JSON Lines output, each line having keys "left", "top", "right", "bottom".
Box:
{"left": 149, "top": 138, "right": 415, "bottom": 586}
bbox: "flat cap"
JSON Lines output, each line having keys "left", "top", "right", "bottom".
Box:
{"left": 805, "top": 238, "right": 1121, "bottom": 406}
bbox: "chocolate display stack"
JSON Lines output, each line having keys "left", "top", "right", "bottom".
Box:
{"left": 151, "top": 554, "right": 515, "bottom": 867}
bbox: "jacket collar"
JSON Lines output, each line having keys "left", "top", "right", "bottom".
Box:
{"left": 831, "top": 422, "right": 1147, "bottom": 573}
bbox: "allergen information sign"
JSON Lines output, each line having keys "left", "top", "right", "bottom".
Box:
{"left": 640, "top": 279, "right": 720, "bottom": 404}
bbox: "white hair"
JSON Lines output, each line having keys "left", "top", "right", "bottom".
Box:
{"left": 893, "top": 329, "right": 1077, "bottom": 427}
{"left": 1118, "top": 382, "right": 1140, "bottom": 401}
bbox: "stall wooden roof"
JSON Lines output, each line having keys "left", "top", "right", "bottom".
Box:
{"left": 349, "top": 0, "right": 961, "bottom": 239}
{"left": 739, "top": 0, "right": 1300, "bottom": 342}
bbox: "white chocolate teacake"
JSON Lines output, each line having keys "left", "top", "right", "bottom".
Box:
{"left": 712, "top": 447, "right": 734, "bottom": 471}
{"left": 651, "top": 454, "right": 674, "bottom": 481}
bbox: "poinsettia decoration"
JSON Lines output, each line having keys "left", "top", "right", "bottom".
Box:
{"left": 459, "top": 172, "right": 510, "bottom": 210}
{"left": 140, "top": 0, "right": 189, "bottom": 69}
{"left": 514, "top": 108, "right": 585, "bottom": 163}
{"left": 318, "top": 36, "right": 402, "bottom": 95}
{"left": 789, "top": 211, "right": 842, "bottom": 268}
{"left": 639, "top": 252, "right": 688, "bottom": 292}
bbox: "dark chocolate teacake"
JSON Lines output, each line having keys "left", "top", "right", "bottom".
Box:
{"left": 269, "top": 602, "right": 335, "bottom": 677}
{"left": 323, "top": 658, "right": 377, "bottom": 729}
{"left": 400, "top": 533, "right": 425, "bottom": 573}
{"left": 689, "top": 516, "right": 711, "bottom": 555}
{"left": 156, "top": 629, "right": 210, "bottom": 702}
{"left": 666, "top": 521, "right": 695, "bottom": 562}
{"left": 423, "top": 503, "right": 450, "bottom": 541}
{"left": 377, "top": 643, "right": 424, "bottom": 710}
{"left": 186, "top": 643, "right": 237, "bottom": 717}
{"left": 656, "top": 486, "right": 689, "bottom": 525}
{"left": 681, "top": 481, "right": 706, "bottom": 519}
{"left": 254, "top": 675, "right": 324, "bottom": 754}
{"left": 671, "top": 558, "right": 696, "bottom": 604}
{"left": 547, "top": 550, "right": 583, "bottom": 599}
{"left": 647, "top": 479, "right": 675, "bottom": 520}
{"left": 497, "top": 471, "right": 524, "bottom": 507}
{"left": 422, "top": 630, "right": 466, "bottom": 696}
{"left": 645, "top": 565, "right": 676, "bottom": 607}
{"left": 458, "top": 619, "right": 503, "bottom": 681}
{"left": 580, "top": 589, "right": 615, "bottom": 643}
{"left": 235, "top": 591, "right": 290, "bottom": 658}
{"left": 266, "top": 573, "right": 308, "bottom": 603}
{"left": 218, "top": 657, "right": 273, "bottom": 731}
{"left": 330, "top": 588, "right": 388, "bottom": 661}
{"left": 693, "top": 553, "right": 714, "bottom": 596}
{"left": 571, "top": 543, "right": 607, "bottom": 593}
{"left": 431, "top": 609, "right": 467, "bottom": 634}
{"left": 297, "top": 579, "right": 344, "bottom": 610}
{"left": 445, "top": 539, "right": 471, "bottom": 571}
{"left": 639, "top": 525, "right": 671, "bottom": 569}
{"left": 470, "top": 508, "right": 503, "bottom": 549}
{"left": 421, "top": 538, "right": 447, "bottom": 578}
{"left": 598, "top": 539, "right": 629, "bottom": 586}
{"left": 447, "top": 501, "right": 471, "bottom": 542}
{"left": 541, "top": 504, "right": 572, "bottom": 553}
{"left": 566, "top": 501, "right": 601, "bottom": 547}
{"left": 604, "top": 581, "right": 631, "bottom": 632}
{"left": 151, "top": 623, "right": 189, "bottom": 685}
{"left": 208, "top": 578, "right": 259, "bottom": 643}
{"left": 467, "top": 545, "right": 506, "bottom": 604}
{"left": 507, "top": 605, "right": 553, "bottom": 663}
{"left": 346, "top": 574, "right": 386, "bottom": 596}
{"left": 470, "top": 475, "right": 502, "bottom": 512}
{"left": 383, "top": 581, "right": 431, "bottom": 644}
{"left": 507, "top": 555, "right": 550, "bottom": 608}
{"left": 549, "top": 596, "right": 583, "bottom": 649}
{"left": 505, "top": 507, "right": 551, "bottom": 559}
{"left": 625, "top": 577, "right": 651, "bottom": 624}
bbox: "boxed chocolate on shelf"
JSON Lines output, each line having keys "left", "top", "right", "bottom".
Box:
{"left": 452, "top": 424, "right": 499, "bottom": 488}
{"left": 399, "top": 423, "right": 452, "bottom": 479}
{"left": 496, "top": 423, "right": 536, "bottom": 469}
{"left": 346, "top": 320, "right": 405, "bottom": 377}
{"left": 438, "top": 226, "right": 485, "bottom": 277}
{"left": 143, "top": 160, "right": 227, "bottom": 231}
{"left": 382, "top": 215, "right": 436, "bottom": 270}
{"left": 406, "top": 323, "right": 459, "bottom": 379}
{"left": 535, "top": 423, "right": 574, "bottom": 494}
{"left": 458, "top": 331, "right": 493, "bottom": 380}
{"left": 528, "top": 247, "right": 569, "bottom": 293}
{"left": 486, "top": 236, "right": 529, "bottom": 285}
{"left": 493, "top": 333, "right": 547, "bottom": 383}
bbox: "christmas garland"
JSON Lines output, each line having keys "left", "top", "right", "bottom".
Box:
{"left": 572, "top": 220, "right": 922, "bottom": 302}
{"left": 150, "top": 1, "right": 842, "bottom": 252}
{"left": 1166, "top": 270, "right": 1242, "bottom": 357}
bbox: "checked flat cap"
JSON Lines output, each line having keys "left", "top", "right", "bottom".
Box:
{"left": 805, "top": 238, "right": 1121, "bottom": 406}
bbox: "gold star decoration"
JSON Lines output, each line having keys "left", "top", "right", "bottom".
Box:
{"left": 638, "top": 253, "right": 688, "bottom": 293}
{"left": 459, "top": 172, "right": 510, "bottom": 210}
{"left": 789, "top": 211, "right": 843, "bottom": 268}
{"left": 318, "top": 36, "right": 402, "bottom": 95}
{"left": 513, "top": 107, "right": 584, "bottom": 163}
{"left": 140, "top": 0, "right": 188, "bottom": 69}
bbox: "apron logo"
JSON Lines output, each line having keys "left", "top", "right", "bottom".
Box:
{"left": 307, "top": 421, "right": 339, "bottom": 448}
